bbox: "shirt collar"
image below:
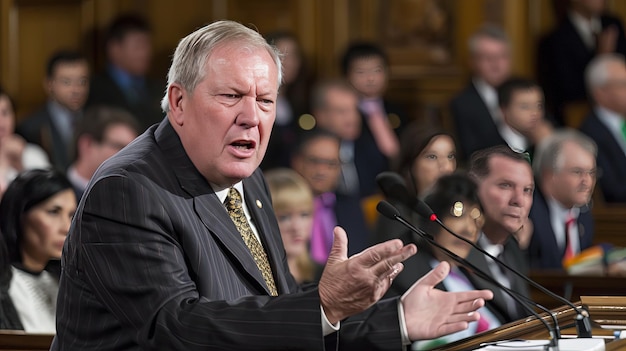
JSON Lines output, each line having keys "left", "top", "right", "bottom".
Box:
{"left": 478, "top": 232, "right": 504, "bottom": 258}
{"left": 108, "top": 64, "right": 144, "bottom": 90}
{"left": 546, "top": 195, "right": 580, "bottom": 221}
{"left": 595, "top": 106, "right": 624, "bottom": 131}
{"left": 498, "top": 123, "right": 528, "bottom": 152}
{"left": 569, "top": 10, "right": 602, "bottom": 48}
{"left": 213, "top": 181, "right": 245, "bottom": 205}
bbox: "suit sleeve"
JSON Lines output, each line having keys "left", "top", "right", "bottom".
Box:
{"left": 76, "top": 174, "right": 326, "bottom": 350}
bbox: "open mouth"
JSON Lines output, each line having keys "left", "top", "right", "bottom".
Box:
{"left": 231, "top": 140, "right": 256, "bottom": 150}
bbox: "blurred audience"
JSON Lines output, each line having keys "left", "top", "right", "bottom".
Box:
{"left": 450, "top": 25, "right": 512, "bottom": 162}
{"left": 87, "top": 13, "right": 163, "bottom": 130}
{"left": 16, "top": 50, "right": 87, "bottom": 171}
{"left": 0, "top": 229, "right": 22, "bottom": 330}
{"left": 528, "top": 130, "right": 597, "bottom": 270}
{"left": 580, "top": 54, "right": 626, "bottom": 203}
{"left": 311, "top": 79, "right": 387, "bottom": 198}
{"left": 262, "top": 31, "right": 312, "bottom": 170}
{"left": 497, "top": 77, "right": 554, "bottom": 156}
{"left": 0, "top": 88, "right": 50, "bottom": 197}
{"left": 0, "top": 169, "right": 76, "bottom": 333}
{"left": 67, "top": 106, "right": 140, "bottom": 201}
{"left": 467, "top": 145, "right": 532, "bottom": 323}
{"left": 341, "top": 42, "right": 406, "bottom": 161}
{"left": 291, "top": 129, "right": 369, "bottom": 263}
{"left": 265, "top": 168, "right": 321, "bottom": 284}
{"left": 539, "top": 0, "right": 626, "bottom": 124}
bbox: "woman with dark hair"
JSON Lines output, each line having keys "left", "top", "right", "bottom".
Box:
{"left": 394, "top": 121, "right": 457, "bottom": 198}
{"left": 0, "top": 230, "right": 23, "bottom": 330}
{"left": 0, "top": 169, "right": 76, "bottom": 333}
{"left": 0, "top": 87, "right": 50, "bottom": 196}
{"left": 375, "top": 173, "right": 502, "bottom": 349}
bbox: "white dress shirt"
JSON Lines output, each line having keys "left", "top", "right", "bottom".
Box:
{"left": 547, "top": 196, "right": 581, "bottom": 254}
{"left": 569, "top": 10, "right": 602, "bottom": 50}
{"left": 595, "top": 106, "right": 626, "bottom": 156}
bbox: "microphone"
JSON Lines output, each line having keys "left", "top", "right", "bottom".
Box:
{"left": 376, "top": 201, "right": 560, "bottom": 349}
{"left": 375, "top": 171, "right": 593, "bottom": 339}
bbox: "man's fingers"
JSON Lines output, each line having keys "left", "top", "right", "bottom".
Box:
{"left": 414, "top": 261, "right": 450, "bottom": 289}
{"left": 365, "top": 243, "right": 416, "bottom": 277}
{"left": 326, "top": 226, "right": 349, "bottom": 265}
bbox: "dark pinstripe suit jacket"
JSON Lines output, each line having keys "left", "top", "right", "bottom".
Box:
{"left": 52, "top": 118, "right": 402, "bottom": 351}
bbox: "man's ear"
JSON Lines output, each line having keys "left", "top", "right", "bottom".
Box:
{"left": 168, "top": 83, "right": 185, "bottom": 126}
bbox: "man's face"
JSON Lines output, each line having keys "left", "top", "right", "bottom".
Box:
{"left": 315, "top": 87, "right": 361, "bottom": 141}
{"left": 471, "top": 37, "right": 511, "bottom": 87}
{"left": 477, "top": 155, "right": 534, "bottom": 234}
{"left": 546, "top": 142, "right": 596, "bottom": 208}
{"left": 347, "top": 56, "right": 387, "bottom": 99}
{"left": 111, "top": 31, "right": 152, "bottom": 76}
{"left": 169, "top": 43, "right": 278, "bottom": 187}
{"left": 501, "top": 87, "right": 544, "bottom": 135}
{"left": 292, "top": 137, "right": 341, "bottom": 195}
{"left": 47, "top": 61, "right": 89, "bottom": 112}
{"left": 86, "top": 123, "right": 138, "bottom": 171}
{"left": 595, "top": 61, "right": 626, "bottom": 115}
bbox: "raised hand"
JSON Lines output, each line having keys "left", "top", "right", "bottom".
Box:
{"left": 318, "top": 226, "right": 417, "bottom": 324}
{"left": 402, "top": 261, "right": 494, "bottom": 341}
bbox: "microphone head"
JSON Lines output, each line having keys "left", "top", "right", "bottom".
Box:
{"left": 376, "top": 200, "right": 401, "bottom": 220}
{"left": 415, "top": 199, "right": 438, "bottom": 222}
{"left": 376, "top": 172, "right": 413, "bottom": 206}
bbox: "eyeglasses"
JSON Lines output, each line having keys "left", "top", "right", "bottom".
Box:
{"left": 563, "top": 167, "right": 598, "bottom": 179}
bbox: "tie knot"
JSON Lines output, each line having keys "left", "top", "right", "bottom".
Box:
{"left": 360, "top": 99, "right": 384, "bottom": 115}
{"left": 226, "top": 188, "right": 243, "bottom": 211}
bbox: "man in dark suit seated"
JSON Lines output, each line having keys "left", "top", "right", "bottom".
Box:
{"left": 467, "top": 146, "right": 533, "bottom": 323}
{"left": 291, "top": 129, "right": 370, "bottom": 263}
{"left": 86, "top": 13, "right": 163, "bottom": 131}
{"left": 580, "top": 54, "right": 626, "bottom": 203}
{"left": 528, "top": 130, "right": 596, "bottom": 270}
{"left": 66, "top": 106, "right": 140, "bottom": 201}
{"left": 52, "top": 20, "right": 492, "bottom": 350}
{"left": 450, "top": 25, "right": 512, "bottom": 162}
{"left": 311, "top": 79, "right": 388, "bottom": 199}
{"left": 17, "top": 50, "right": 89, "bottom": 171}
{"left": 538, "top": 0, "right": 626, "bottom": 125}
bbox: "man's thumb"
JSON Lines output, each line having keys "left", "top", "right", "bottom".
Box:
{"left": 326, "top": 226, "right": 348, "bottom": 265}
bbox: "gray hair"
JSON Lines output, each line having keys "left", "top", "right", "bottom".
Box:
{"left": 161, "top": 20, "right": 283, "bottom": 113}
{"left": 533, "top": 129, "right": 597, "bottom": 178}
{"left": 585, "top": 53, "right": 626, "bottom": 91}
{"left": 468, "top": 24, "right": 510, "bottom": 56}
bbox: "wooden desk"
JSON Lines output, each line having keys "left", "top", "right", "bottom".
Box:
{"left": 529, "top": 271, "right": 626, "bottom": 310}
{"left": 0, "top": 331, "right": 52, "bottom": 351}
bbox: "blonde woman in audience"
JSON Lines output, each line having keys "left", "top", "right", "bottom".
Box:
{"left": 0, "top": 169, "right": 76, "bottom": 333}
{"left": 0, "top": 88, "right": 50, "bottom": 196}
{"left": 265, "top": 168, "right": 322, "bottom": 284}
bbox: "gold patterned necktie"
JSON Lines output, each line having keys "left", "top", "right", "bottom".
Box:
{"left": 225, "top": 187, "right": 278, "bottom": 296}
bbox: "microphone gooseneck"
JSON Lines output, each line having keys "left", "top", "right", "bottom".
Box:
{"left": 376, "top": 201, "right": 560, "bottom": 348}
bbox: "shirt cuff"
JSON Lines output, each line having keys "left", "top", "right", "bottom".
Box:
{"left": 320, "top": 305, "right": 340, "bottom": 336}
{"left": 398, "top": 300, "right": 411, "bottom": 346}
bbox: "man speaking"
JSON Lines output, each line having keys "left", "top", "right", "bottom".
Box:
{"left": 52, "top": 20, "right": 492, "bottom": 350}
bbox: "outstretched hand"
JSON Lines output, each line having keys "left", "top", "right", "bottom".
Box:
{"left": 402, "top": 261, "right": 494, "bottom": 341}
{"left": 318, "top": 226, "right": 417, "bottom": 324}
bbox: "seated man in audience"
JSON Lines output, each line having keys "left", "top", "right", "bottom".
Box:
{"left": 17, "top": 50, "right": 89, "bottom": 171}
{"left": 467, "top": 145, "right": 533, "bottom": 323}
{"left": 497, "top": 77, "right": 554, "bottom": 156}
{"left": 291, "top": 129, "right": 370, "bottom": 263}
{"left": 528, "top": 130, "right": 597, "bottom": 270}
{"left": 450, "top": 25, "right": 512, "bottom": 162}
{"left": 86, "top": 14, "right": 163, "bottom": 131}
{"left": 341, "top": 42, "right": 407, "bottom": 162}
{"left": 311, "top": 79, "right": 388, "bottom": 198}
{"left": 538, "top": 0, "right": 626, "bottom": 124}
{"left": 580, "top": 54, "right": 626, "bottom": 203}
{"left": 67, "top": 106, "right": 140, "bottom": 200}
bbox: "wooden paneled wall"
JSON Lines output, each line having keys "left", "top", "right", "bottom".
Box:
{"left": 2, "top": 0, "right": 626, "bottom": 123}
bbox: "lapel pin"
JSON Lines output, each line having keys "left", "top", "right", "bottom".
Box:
{"left": 256, "top": 199, "right": 262, "bottom": 209}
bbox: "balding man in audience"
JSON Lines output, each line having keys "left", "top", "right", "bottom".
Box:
{"left": 580, "top": 54, "right": 626, "bottom": 203}
{"left": 528, "top": 130, "right": 597, "bottom": 270}
{"left": 450, "top": 25, "right": 512, "bottom": 161}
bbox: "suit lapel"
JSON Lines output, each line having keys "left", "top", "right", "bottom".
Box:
{"left": 243, "top": 175, "right": 290, "bottom": 295}
{"left": 155, "top": 120, "right": 271, "bottom": 295}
